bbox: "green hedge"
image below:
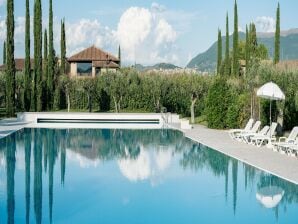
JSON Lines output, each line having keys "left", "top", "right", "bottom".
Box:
{"left": 0, "top": 65, "right": 297, "bottom": 130}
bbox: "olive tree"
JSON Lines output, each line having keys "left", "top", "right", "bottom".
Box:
{"left": 59, "top": 75, "right": 72, "bottom": 112}
{"left": 81, "top": 78, "right": 96, "bottom": 112}
{"left": 188, "top": 76, "right": 207, "bottom": 124}
{"left": 107, "top": 72, "right": 127, "bottom": 113}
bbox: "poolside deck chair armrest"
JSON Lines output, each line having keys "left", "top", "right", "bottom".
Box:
{"left": 278, "top": 137, "right": 287, "bottom": 143}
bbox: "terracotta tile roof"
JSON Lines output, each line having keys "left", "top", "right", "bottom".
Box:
{"left": 0, "top": 58, "right": 34, "bottom": 71}
{"left": 68, "top": 46, "right": 119, "bottom": 62}
{"left": 93, "top": 61, "right": 119, "bottom": 69}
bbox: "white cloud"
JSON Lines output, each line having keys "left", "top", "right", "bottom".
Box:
{"left": 238, "top": 26, "right": 244, "bottom": 33}
{"left": 0, "top": 5, "right": 181, "bottom": 66}
{"left": 115, "top": 6, "right": 178, "bottom": 65}
{"left": 155, "top": 18, "right": 176, "bottom": 45}
{"left": 255, "top": 16, "right": 276, "bottom": 33}
{"left": 65, "top": 19, "right": 114, "bottom": 56}
{"left": 151, "top": 2, "right": 166, "bottom": 13}
{"left": 116, "top": 7, "right": 152, "bottom": 61}
{"left": 0, "top": 19, "right": 5, "bottom": 41}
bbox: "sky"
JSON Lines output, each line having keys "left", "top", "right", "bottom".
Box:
{"left": 0, "top": 0, "right": 298, "bottom": 67}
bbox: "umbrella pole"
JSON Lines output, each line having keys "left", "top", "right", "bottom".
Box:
{"left": 270, "top": 100, "right": 272, "bottom": 138}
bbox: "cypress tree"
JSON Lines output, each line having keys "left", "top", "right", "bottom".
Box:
{"left": 274, "top": 3, "right": 280, "bottom": 64}
{"left": 3, "top": 41, "right": 6, "bottom": 64}
{"left": 24, "top": 0, "right": 31, "bottom": 111}
{"left": 245, "top": 25, "right": 250, "bottom": 70}
{"left": 217, "top": 29, "right": 222, "bottom": 75}
{"left": 118, "top": 45, "right": 121, "bottom": 68}
{"left": 60, "top": 19, "right": 66, "bottom": 75}
{"left": 250, "top": 23, "right": 258, "bottom": 56}
{"left": 43, "top": 29, "right": 48, "bottom": 110}
{"left": 48, "top": 0, "right": 54, "bottom": 109}
{"left": 224, "top": 13, "right": 230, "bottom": 76}
{"left": 44, "top": 29, "right": 48, "bottom": 80}
{"left": 34, "top": 0, "right": 43, "bottom": 112}
{"left": 5, "top": 0, "right": 16, "bottom": 116}
{"left": 232, "top": 0, "right": 239, "bottom": 76}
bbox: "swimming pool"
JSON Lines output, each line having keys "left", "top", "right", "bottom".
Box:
{"left": 0, "top": 128, "right": 297, "bottom": 223}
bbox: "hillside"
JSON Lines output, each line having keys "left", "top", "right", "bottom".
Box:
{"left": 187, "top": 29, "right": 298, "bottom": 72}
{"left": 135, "top": 63, "right": 181, "bottom": 72}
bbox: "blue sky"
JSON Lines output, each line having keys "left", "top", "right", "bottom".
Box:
{"left": 0, "top": 0, "right": 298, "bottom": 66}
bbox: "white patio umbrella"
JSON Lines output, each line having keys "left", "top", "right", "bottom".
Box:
{"left": 257, "top": 82, "right": 285, "bottom": 137}
{"left": 256, "top": 186, "right": 284, "bottom": 209}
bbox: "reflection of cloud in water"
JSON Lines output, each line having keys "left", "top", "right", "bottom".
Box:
{"left": 156, "top": 149, "right": 172, "bottom": 171}
{"left": 256, "top": 186, "right": 284, "bottom": 209}
{"left": 118, "top": 149, "right": 151, "bottom": 182}
{"left": 118, "top": 146, "right": 173, "bottom": 184}
{"left": 66, "top": 149, "right": 100, "bottom": 168}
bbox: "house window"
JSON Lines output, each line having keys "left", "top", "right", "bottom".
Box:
{"left": 77, "top": 62, "right": 92, "bottom": 76}
{"left": 96, "top": 68, "right": 101, "bottom": 76}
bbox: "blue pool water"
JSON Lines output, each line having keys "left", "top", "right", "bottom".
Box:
{"left": 0, "top": 128, "right": 298, "bottom": 224}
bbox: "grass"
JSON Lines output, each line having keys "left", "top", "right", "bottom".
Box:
{"left": 184, "top": 115, "right": 208, "bottom": 126}
{"left": 0, "top": 108, "right": 6, "bottom": 120}
{"left": 56, "top": 108, "right": 153, "bottom": 113}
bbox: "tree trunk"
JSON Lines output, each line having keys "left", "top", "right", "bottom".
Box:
{"left": 113, "top": 97, "right": 118, "bottom": 113}
{"left": 118, "top": 102, "right": 121, "bottom": 113}
{"left": 276, "top": 101, "right": 285, "bottom": 135}
{"left": 190, "top": 98, "right": 197, "bottom": 124}
{"left": 67, "top": 92, "right": 70, "bottom": 112}
{"left": 154, "top": 97, "right": 160, "bottom": 113}
{"left": 250, "top": 89, "right": 253, "bottom": 119}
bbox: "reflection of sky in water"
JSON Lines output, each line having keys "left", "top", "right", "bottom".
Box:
{"left": 0, "top": 128, "right": 297, "bottom": 224}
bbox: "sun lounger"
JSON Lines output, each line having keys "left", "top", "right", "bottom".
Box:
{"left": 250, "top": 122, "right": 278, "bottom": 147}
{"left": 288, "top": 144, "right": 298, "bottom": 157}
{"left": 229, "top": 118, "right": 254, "bottom": 139}
{"left": 234, "top": 121, "right": 261, "bottom": 141}
{"left": 241, "top": 126, "right": 270, "bottom": 144}
{"left": 272, "top": 127, "right": 298, "bottom": 153}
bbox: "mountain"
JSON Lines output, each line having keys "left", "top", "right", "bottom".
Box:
{"left": 187, "top": 29, "right": 298, "bottom": 72}
{"left": 135, "top": 63, "right": 181, "bottom": 72}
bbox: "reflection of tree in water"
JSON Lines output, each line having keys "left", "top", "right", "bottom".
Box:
{"left": 243, "top": 163, "right": 257, "bottom": 190}
{"left": 59, "top": 129, "right": 68, "bottom": 185}
{"left": 232, "top": 159, "right": 238, "bottom": 215}
{"left": 2, "top": 128, "right": 298, "bottom": 223}
{"left": 34, "top": 129, "right": 43, "bottom": 224}
{"left": 46, "top": 129, "right": 58, "bottom": 223}
{"left": 6, "top": 134, "right": 16, "bottom": 224}
{"left": 66, "top": 129, "right": 185, "bottom": 161}
{"left": 24, "top": 129, "right": 32, "bottom": 224}
{"left": 180, "top": 142, "right": 231, "bottom": 201}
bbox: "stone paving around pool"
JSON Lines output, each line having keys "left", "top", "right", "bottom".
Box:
{"left": 169, "top": 123, "right": 298, "bottom": 185}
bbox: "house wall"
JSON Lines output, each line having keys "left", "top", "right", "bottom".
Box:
{"left": 70, "top": 63, "right": 77, "bottom": 77}
{"left": 92, "top": 66, "right": 96, "bottom": 77}
{"left": 69, "top": 62, "right": 118, "bottom": 78}
{"left": 101, "top": 68, "right": 117, "bottom": 74}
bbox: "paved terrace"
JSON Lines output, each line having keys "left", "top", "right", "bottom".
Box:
{"left": 170, "top": 123, "right": 298, "bottom": 185}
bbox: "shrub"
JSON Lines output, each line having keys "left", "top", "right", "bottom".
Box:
{"left": 205, "top": 77, "right": 230, "bottom": 129}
